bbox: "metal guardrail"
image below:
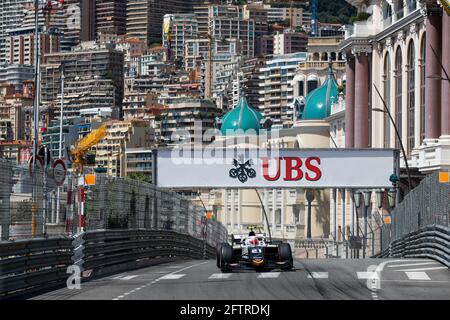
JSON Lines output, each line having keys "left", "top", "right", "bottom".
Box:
{"left": 373, "top": 225, "right": 450, "bottom": 268}
{"left": 0, "top": 229, "right": 220, "bottom": 299}
{"left": 81, "top": 229, "right": 216, "bottom": 275}
{"left": 0, "top": 236, "right": 73, "bottom": 299}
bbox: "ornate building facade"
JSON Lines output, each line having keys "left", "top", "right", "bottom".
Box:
{"left": 340, "top": 0, "right": 449, "bottom": 180}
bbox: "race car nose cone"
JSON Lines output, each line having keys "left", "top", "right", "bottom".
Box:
{"left": 252, "top": 258, "right": 264, "bottom": 265}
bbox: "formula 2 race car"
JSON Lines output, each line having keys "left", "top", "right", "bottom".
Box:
{"left": 216, "top": 233, "right": 294, "bottom": 272}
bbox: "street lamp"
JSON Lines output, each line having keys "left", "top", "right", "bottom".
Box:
{"left": 353, "top": 190, "right": 362, "bottom": 208}
{"left": 370, "top": 92, "right": 412, "bottom": 194}
{"left": 351, "top": 190, "right": 362, "bottom": 258}
{"left": 361, "top": 190, "right": 371, "bottom": 258}
{"left": 388, "top": 188, "right": 397, "bottom": 208}
{"left": 375, "top": 189, "right": 384, "bottom": 209}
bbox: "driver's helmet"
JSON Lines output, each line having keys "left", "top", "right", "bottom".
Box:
{"left": 248, "top": 230, "right": 256, "bottom": 236}
{"left": 248, "top": 237, "right": 259, "bottom": 245}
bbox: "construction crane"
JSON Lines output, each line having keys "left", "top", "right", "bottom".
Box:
{"left": 70, "top": 124, "right": 107, "bottom": 175}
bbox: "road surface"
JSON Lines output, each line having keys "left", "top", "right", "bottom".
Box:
{"left": 30, "top": 258, "right": 450, "bottom": 300}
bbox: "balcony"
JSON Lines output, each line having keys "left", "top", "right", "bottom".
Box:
{"left": 299, "top": 61, "right": 346, "bottom": 70}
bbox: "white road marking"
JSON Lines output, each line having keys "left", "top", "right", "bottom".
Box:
{"left": 393, "top": 266, "right": 448, "bottom": 272}
{"left": 112, "top": 274, "right": 125, "bottom": 279}
{"left": 209, "top": 273, "right": 232, "bottom": 279}
{"left": 159, "top": 274, "right": 186, "bottom": 280}
{"left": 357, "top": 272, "right": 380, "bottom": 279}
{"left": 165, "top": 266, "right": 183, "bottom": 269}
{"left": 307, "top": 272, "right": 328, "bottom": 279}
{"left": 121, "top": 275, "right": 138, "bottom": 280}
{"left": 112, "top": 261, "right": 208, "bottom": 300}
{"left": 405, "top": 272, "right": 431, "bottom": 280}
{"left": 387, "top": 262, "right": 441, "bottom": 268}
{"left": 257, "top": 272, "right": 280, "bottom": 279}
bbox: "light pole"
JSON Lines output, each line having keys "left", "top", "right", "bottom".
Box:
{"left": 305, "top": 189, "right": 315, "bottom": 239}
{"left": 254, "top": 189, "right": 272, "bottom": 242}
{"left": 361, "top": 190, "right": 372, "bottom": 259}
{"left": 353, "top": 190, "right": 361, "bottom": 258}
{"left": 372, "top": 84, "right": 412, "bottom": 192}
{"left": 31, "top": 0, "right": 41, "bottom": 238}
{"left": 56, "top": 64, "right": 65, "bottom": 224}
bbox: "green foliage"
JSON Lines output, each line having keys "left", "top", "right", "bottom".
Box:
{"left": 128, "top": 172, "right": 151, "bottom": 183}
{"left": 317, "top": 0, "right": 357, "bottom": 25}
{"left": 349, "top": 12, "right": 372, "bottom": 23}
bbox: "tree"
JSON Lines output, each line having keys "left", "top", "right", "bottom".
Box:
{"left": 128, "top": 172, "right": 151, "bottom": 183}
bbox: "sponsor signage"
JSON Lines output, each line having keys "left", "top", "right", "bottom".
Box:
{"left": 156, "top": 149, "right": 396, "bottom": 188}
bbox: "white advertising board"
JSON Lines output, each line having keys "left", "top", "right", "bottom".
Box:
{"left": 156, "top": 149, "right": 396, "bottom": 188}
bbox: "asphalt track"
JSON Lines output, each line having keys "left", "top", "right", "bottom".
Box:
{"left": 30, "top": 258, "right": 450, "bottom": 300}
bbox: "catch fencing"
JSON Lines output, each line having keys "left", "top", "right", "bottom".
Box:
{"left": 375, "top": 172, "right": 450, "bottom": 264}
{"left": 0, "top": 159, "right": 228, "bottom": 248}
{"left": 0, "top": 230, "right": 220, "bottom": 299}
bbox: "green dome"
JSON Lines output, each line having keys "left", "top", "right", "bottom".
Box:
{"left": 221, "top": 97, "right": 263, "bottom": 135}
{"left": 300, "top": 64, "right": 339, "bottom": 120}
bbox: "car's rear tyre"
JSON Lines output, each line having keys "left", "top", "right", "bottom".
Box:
{"left": 220, "top": 243, "right": 233, "bottom": 272}
{"left": 278, "top": 243, "right": 293, "bottom": 270}
{"left": 216, "top": 243, "right": 222, "bottom": 268}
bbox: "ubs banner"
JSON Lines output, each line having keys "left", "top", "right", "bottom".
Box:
{"left": 156, "top": 149, "right": 396, "bottom": 188}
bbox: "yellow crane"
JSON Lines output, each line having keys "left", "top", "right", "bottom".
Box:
{"left": 70, "top": 124, "right": 107, "bottom": 175}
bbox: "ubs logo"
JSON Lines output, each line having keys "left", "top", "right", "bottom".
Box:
{"left": 229, "top": 159, "right": 256, "bottom": 183}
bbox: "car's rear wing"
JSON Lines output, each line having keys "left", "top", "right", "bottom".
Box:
{"left": 231, "top": 233, "right": 266, "bottom": 244}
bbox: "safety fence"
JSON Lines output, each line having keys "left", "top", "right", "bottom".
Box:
{"left": 374, "top": 172, "right": 450, "bottom": 265}
{"left": 374, "top": 225, "right": 450, "bottom": 267}
{"left": 0, "top": 229, "right": 222, "bottom": 299}
{"left": 0, "top": 159, "right": 228, "bottom": 248}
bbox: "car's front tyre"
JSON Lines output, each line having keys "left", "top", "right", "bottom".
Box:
{"left": 278, "top": 243, "right": 294, "bottom": 270}
{"left": 220, "top": 243, "right": 234, "bottom": 272}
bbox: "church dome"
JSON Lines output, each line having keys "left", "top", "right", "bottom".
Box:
{"left": 220, "top": 97, "right": 263, "bottom": 135}
{"left": 300, "top": 62, "right": 339, "bottom": 120}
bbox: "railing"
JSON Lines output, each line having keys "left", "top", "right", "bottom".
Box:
{"left": 374, "top": 172, "right": 450, "bottom": 265}
{"left": 0, "top": 229, "right": 223, "bottom": 299}
{"left": 375, "top": 225, "right": 450, "bottom": 268}
{"left": 0, "top": 158, "right": 228, "bottom": 246}
{"left": 0, "top": 236, "right": 73, "bottom": 299}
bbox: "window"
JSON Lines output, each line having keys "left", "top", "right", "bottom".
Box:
{"left": 395, "top": 47, "right": 403, "bottom": 149}
{"left": 420, "top": 34, "right": 426, "bottom": 144}
{"left": 407, "top": 41, "right": 415, "bottom": 153}
{"left": 298, "top": 81, "right": 304, "bottom": 96}
{"left": 383, "top": 53, "right": 391, "bottom": 148}
{"left": 307, "top": 80, "right": 318, "bottom": 93}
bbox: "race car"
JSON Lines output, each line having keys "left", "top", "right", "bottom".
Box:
{"left": 216, "top": 232, "right": 294, "bottom": 272}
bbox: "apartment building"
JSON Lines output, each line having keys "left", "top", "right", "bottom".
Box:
{"left": 95, "top": 120, "right": 154, "bottom": 177}
{"left": 0, "top": 0, "right": 33, "bottom": 64}
{"left": 267, "top": 4, "right": 311, "bottom": 28}
{"left": 209, "top": 7, "right": 255, "bottom": 58}
{"left": 41, "top": 41, "right": 124, "bottom": 120}
{"left": 273, "top": 31, "right": 308, "bottom": 55}
{"left": 162, "top": 14, "right": 198, "bottom": 62}
{"left": 159, "top": 99, "right": 221, "bottom": 145}
{"left": 96, "top": 0, "right": 127, "bottom": 37}
{"left": 126, "top": 0, "right": 195, "bottom": 45}
{"left": 125, "top": 148, "right": 153, "bottom": 182}
{"left": 4, "top": 27, "right": 60, "bottom": 66}
{"left": 62, "top": 0, "right": 96, "bottom": 49}
{"left": 258, "top": 52, "right": 307, "bottom": 126}
{"left": 0, "top": 65, "right": 34, "bottom": 92}
{"left": 0, "top": 83, "right": 33, "bottom": 142}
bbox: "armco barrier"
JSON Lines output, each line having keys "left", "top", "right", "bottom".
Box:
{"left": 0, "top": 229, "right": 218, "bottom": 299}
{"left": 0, "top": 236, "right": 73, "bottom": 298}
{"left": 372, "top": 225, "right": 450, "bottom": 268}
{"left": 81, "top": 229, "right": 216, "bottom": 278}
